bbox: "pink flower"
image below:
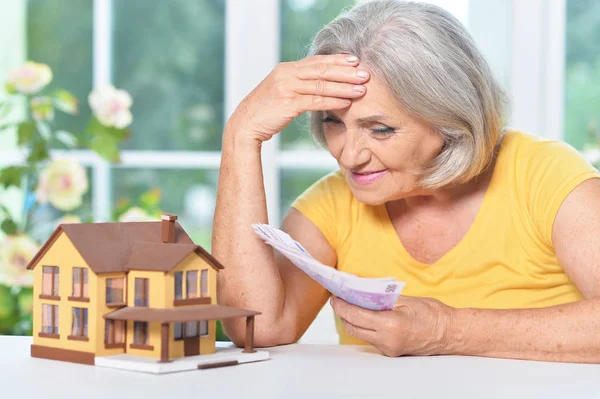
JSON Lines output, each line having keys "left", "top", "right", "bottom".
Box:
{"left": 88, "top": 84, "right": 133, "bottom": 128}
{"left": 0, "top": 235, "right": 39, "bottom": 287}
{"left": 6, "top": 62, "right": 53, "bottom": 95}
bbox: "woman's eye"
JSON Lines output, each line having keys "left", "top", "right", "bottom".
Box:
{"left": 320, "top": 116, "right": 342, "bottom": 124}
{"left": 371, "top": 125, "right": 395, "bottom": 135}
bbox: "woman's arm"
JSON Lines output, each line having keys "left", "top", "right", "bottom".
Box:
{"left": 447, "top": 178, "right": 600, "bottom": 362}
{"left": 213, "top": 132, "right": 335, "bottom": 346}
{"left": 331, "top": 179, "right": 600, "bottom": 363}
{"left": 446, "top": 298, "right": 600, "bottom": 362}
{"left": 213, "top": 54, "right": 370, "bottom": 346}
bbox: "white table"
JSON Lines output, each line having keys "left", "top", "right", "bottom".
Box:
{"left": 1, "top": 336, "right": 599, "bottom": 399}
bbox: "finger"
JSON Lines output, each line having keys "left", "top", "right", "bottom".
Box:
{"left": 330, "top": 297, "right": 381, "bottom": 329}
{"left": 296, "top": 63, "right": 370, "bottom": 85}
{"left": 293, "top": 80, "right": 366, "bottom": 99}
{"left": 340, "top": 318, "right": 378, "bottom": 343}
{"left": 293, "top": 53, "right": 360, "bottom": 67}
{"left": 297, "top": 95, "right": 352, "bottom": 112}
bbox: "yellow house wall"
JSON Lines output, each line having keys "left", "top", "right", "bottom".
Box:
{"left": 166, "top": 253, "right": 218, "bottom": 358}
{"left": 31, "top": 232, "right": 97, "bottom": 354}
{"left": 95, "top": 272, "right": 128, "bottom": 357}
{"left": 30, "top": 233, "right": 221, "bottom": 361}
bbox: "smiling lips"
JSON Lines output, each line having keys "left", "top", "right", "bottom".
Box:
{"left": 350, "top": 169, "right": 388, "bottom": 185}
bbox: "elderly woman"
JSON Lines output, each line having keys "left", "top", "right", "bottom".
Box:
{"left": 213, "top": 0, "right": 600, "bottom": 363}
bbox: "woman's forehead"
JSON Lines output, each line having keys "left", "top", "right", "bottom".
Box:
{"left": 328, "top": 77, "right": 408, "bottom": 121}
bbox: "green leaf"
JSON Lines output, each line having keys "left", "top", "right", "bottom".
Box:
{"left": 5, "top": 83, "right": 17, "bottom": 94}
{"left": 216, "top": 320, "right": 230, "bottom": 342}
{"left": 1, "top": 218, "right": 18, "bottom": 235}
{"left": 0, "top": 166, "right": 27, "bottom": 189}
{"left": 30, "top": 96, "right": 54, "bottom": 122}
{"left": 36, "top": 121, "right": 52, "bottom": 141}
{"left": 0, "top": 204, "right": 12, "bottom": 219}
{"left": 17, "top": 122, "right": 35, "bottom": 146}
{"left": 87, "top": 116, "right": 130, "bottom": 141}
{"left": 52, "top": 90, "right": 78, "bottom": 115}
{"left": 26, "top": 139, "right": 50, "bottom": 165}
{"left": 0, "top": 284, "right": 18, "bottom": 334}
{"left": 139, "top": 188, "right": 161, "bottom": 209}
{"left": 17, "top": 287, "right": 33, "bottom": 315}
{"left": 112, "top": 198, "right": 132, "bottom": 220}
{"left": 55, "top": 130, "right": 78, "bottom": 148}
{"left": 90, "top": 134, "right": 120, "bottom": 162}
{"left": 0, "top": 101, "right": 13, "bottom": 120}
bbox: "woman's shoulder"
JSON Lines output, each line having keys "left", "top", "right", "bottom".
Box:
{"left": 499, "top": 128, "right": 592, "bottom": 168}
{"left": 498, "top": 128, "right": 600, "bottom": 246}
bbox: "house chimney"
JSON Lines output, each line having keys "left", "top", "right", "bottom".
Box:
{"left": 161, "top": 213, "right": 178, "bottom": 243}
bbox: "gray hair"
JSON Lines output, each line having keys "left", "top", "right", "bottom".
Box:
{"left": 308, "top": 0, "right": 508, "bottom": 189}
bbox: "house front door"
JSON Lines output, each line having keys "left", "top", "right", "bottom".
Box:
{"left": 184, "top": 337, "right": 200, "bottom": 356}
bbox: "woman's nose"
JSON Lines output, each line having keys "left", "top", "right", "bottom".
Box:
{"left": 338, "top": 131, "right": 370, "bottom": 170}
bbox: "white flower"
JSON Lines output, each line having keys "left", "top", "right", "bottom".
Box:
{"left": 6, "top": 62, "right": 53, "bottom": 95}
{"left": 119, "top": 207, "right": 157, "bottom": 222}
{"left": 88, "top": 84, "right": 133, "bottom": 128}
{"left": 0, "top": 235, "right": 38, "bottom": 287}
{"left": 36, "top": 159, "right": 89, "bottom": 211}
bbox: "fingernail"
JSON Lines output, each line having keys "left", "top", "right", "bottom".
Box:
{"left": 353, "top": 85, "right": 365, "bottom": 92}
{"left": 357, "top": 70, "right": 369, "bottom": 78}
{"left": 346, "top": 55, "right": 358, "bottom": 63}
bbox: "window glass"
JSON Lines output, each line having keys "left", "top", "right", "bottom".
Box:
{"left": 27, "top": 0, "right": 93, "bottom": 140}
{"left": 565, "top": 0, "right": 600, "bottom": 152}
{"left": 174, "top": 271, "right": 183, "bottom": 300}
{"left": 112, "top": 0, "right": 226, "bottom": 151}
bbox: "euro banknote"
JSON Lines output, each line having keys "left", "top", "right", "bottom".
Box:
{"left": 252, "top": 223, "right": 405, "bottom": 310}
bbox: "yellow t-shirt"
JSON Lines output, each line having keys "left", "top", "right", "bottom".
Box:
{"left": 291, "top": 130, "right": 600, "bottom": 345}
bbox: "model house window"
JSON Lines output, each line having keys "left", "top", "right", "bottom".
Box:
{"left": 133, "top": 321, "right": 149, "bottom": 345}
{"left": 71, "top": 307, "right": 88, "bottom": 338}
{"left": 134, "top": 278, "right": 149, "bottom": 306}
{"left": 174, "top": 322, "right": 183, "bottom": 340}
{"left": 174, "top": 321, "right": 208, "bottom": 340}
{"left": 41, "top": 304, "right": 59, "bottom": 335}
{"left": 201, "top": 269, "right": 208, "bottom": 297}
{"left": 174, "top": 271, "right": 183, "bottom": 300}
{"left": 42, "top": 266, "right": 59, "bottom": 297}
{"left": 106, "top": 278, "right": 125, "bottom": 305}
{"left": 105, "top": 320, "right": 125, "bottom": 345}
{"left": 71, "top": 267, "right": 88, "bottom": 298}
{"left": 186, "top": 271, "right": 198, "bottom": 299}
{"left": 199, "top": 320, "right": 208, "bottom": 337}
{"left": 185, "top": 321, "right": 198, "bottom": 337}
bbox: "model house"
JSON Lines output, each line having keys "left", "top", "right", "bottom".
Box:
{"left": 26, "top": 213, "right": 259, "bottom": 366}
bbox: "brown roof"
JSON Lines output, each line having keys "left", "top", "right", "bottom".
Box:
{"left": 26, "top": 221, "right": 225, "bottom": 274}
{"left": 125, "top": 242, "right": 198, "bottom": 272}
{"left": 104, "top": 305, "right": 260, "bottom": 322}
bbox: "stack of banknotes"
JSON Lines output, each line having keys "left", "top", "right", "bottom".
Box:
{"left": 252, "top": 223, "right": 405, "bottom": 311}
